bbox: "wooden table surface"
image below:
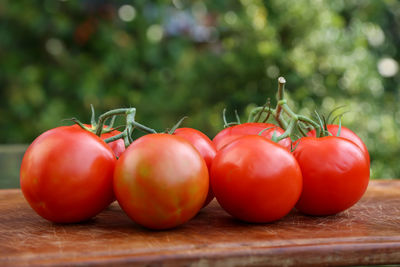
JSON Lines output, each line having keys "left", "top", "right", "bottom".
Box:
{"left": 1, "top": 180, "right": 399, "bottom": 266}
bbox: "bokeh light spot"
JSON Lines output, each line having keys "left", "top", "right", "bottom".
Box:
{"left": 118, "top": 5, "right": 136, "bottom": 22}
{"left": 364, "top": 24, "right": 385, "bottom": 47}
{"left": 45, "top": 38, "right": 64, "bottom": 56}
{"left": 224, "top": 11, "right": 238, "bottom": 25}
{"left": 147, "top": 25, "right": 164, "bottom": 42}
{"left": 377, "top": 58, "right": 398, "bottom": 77}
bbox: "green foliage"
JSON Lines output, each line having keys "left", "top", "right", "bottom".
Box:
{"left": 0, "top": 0, "right": 399, "bottom": 178}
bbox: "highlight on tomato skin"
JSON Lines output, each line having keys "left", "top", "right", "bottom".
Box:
{"left": 306, "top": 124, "right": 370, "bottom": 165}
{"left": 113, "top": 133, "right": 209, "bottom": 230}
{"left": 213, "top": 122, "right": 292, "bottom": 151}
{"left": 293, "top": 136, "right": 370, "bottom": 216}
{"left": 173, "top": 127, "right": 217, "bottom": 208}
{"left": 20, "top": 126, "right": 116, "bottom": 223}
{"left": 210, "top": 135, "right": 303, "bottom": 223}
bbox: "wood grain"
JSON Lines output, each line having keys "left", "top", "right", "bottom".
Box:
{"left": 0, "top": 180, "right": 399, "bottom": 266}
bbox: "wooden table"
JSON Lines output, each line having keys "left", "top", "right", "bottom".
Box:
{"left": 1, "top": 180, "right": 399, "bottom": 266}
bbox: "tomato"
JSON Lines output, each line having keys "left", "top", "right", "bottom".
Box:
{"left": 213, "top": 122, "right": 291, "bottom": 150}
{"left": 20, "top": 126, "right": 116, "bottom": 223}
{"left": 173, "top": 128, "right": 217, "bottom": 208}
{"left": 307, "top": 124, "right": 370, "bottom": 165}
{"left": 293, "top": 136, "right": 370, "bottom": 216}
{"left": 211, "top": 135, "right": 302, "bottom": 223}
{"left": 72, "top": 124, "right": 125, "bottom": 158}
{"left": 113, "top": 133, "right": 209, "bottom": 229}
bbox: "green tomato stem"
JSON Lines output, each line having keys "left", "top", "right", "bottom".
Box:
{"left": 95, "top": 108, "right": 134, "bottom": 136}
{"left": 168, "top": 116, "right": 188, "bottom": 134}
{"left": 275, "top": 118, "right": 296, "bottom": 142}
{"left": 90, "top": 104, "right": 97, "bottom": 127}
{"left": 296, "top": 123, "right": 308, "bottom": 137}
{"left": 96, "top": 107, "right": 157, "bottom": 148}
{"left": 104, "top": 132, "right": 125, "bottom": 143}
{"left": 253, "top": 102, "right": 267, "bottom": 122}
{"left": 277, "top": 115, "right": 289, "bottom": 129}
{"left": 297, "top": 115, "right": 320, "bottom": 129}
{"left": 108, "top": 115, "right": 116, "bottom": 129}
{"left": 131, "top": 121, "right": 157, "bottom": 134}
{"left": 248, "top": 76, "right": 324, "bottom": 141}
{"left": 69, "top": 118, "right": 92, "bottom": 131}
{"left": 274, "top": 77, "right": 286, "bottom": 128}
{"left": 247, "top": 106, "right": 263, "bottom": 122}
{"left": 280, "top": 102, "right": 298, "bottom": 120}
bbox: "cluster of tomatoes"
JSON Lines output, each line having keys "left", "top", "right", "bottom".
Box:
{"left": 20, "top": 78, "right": 370, "bottom": 230}
{"left": 211, "top": 122, "right": 370, "bottom": 222}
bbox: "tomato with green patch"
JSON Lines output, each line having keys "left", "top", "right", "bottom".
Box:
{"left": 113, "top": 133, "right": 209, "bottom": 229}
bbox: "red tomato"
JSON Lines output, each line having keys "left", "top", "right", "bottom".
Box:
{"left": 213, "top": 122, "right": 291, "bottom": 150}
{"left": 293, "top": 136, "right": 370, "bottom": 215}
{"left": 72, "top": 124, "right": 125, "bottom": 158}
{"left": 113, "top": 133, "right": 209, "bottom": 230}
{"left": 20, "top": 126, "right": 116, "bottom": 223}
{"left": 211, "top": 135, "right": 302, "bottom": 223}
{"left": 173, "top": 128, "right": 217, "bottom": 208}
{"left": 307, "top": 124, "right": 370, "bottom": 165}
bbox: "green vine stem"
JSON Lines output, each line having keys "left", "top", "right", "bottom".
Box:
{"left": 95, "top": 108, "right": 134, "bottom": 136}
{"left": 72, "top": 106, "right": 157, "bottom": 148}
{"left": 131, "top": 121, "right": 157, "bottom": 135}
{"left": 223, "top": 108, "right": 241, "bottom": 128}
{"left": 273, "top": 118, "right": 296, "bottom": 142}
{"left": 90, "top": 104, "right": 97, "bottom": 128}
{"left": 248, "top": 106, "right": 270, "bottom": 123}
{"left": 168, "top": 116, "right": 188, "bottom": 134}
{"left": 248, "top": 76, "right": 323, "bottom": 142}
{"left": 253, "top": 102, "right": 267, "bottom": 123}
{"left": 274, "top": 77, "right": 286, "bottom": 129}
{"left": 100, "top": 108, "right": 157, "bottom": 147}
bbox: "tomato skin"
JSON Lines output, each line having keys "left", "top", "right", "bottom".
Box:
{"left": 20, "top": 126, "right": 116, "bottom": 223}
{"left": 307, "top": 124, "right": 370, "bottom": 165}
{"left": 113, "top": 133, "right": 209, "bottom": 230}
{"left": 72, "top": 124, "right": 125, "bottom": 158}
{"left": 213, "top": 122, "right": 291, "bottom": 151}
{"left": 293, "top": 136, "right": 370, "bottom": 216}
{"left": 173, "top": 128, "right": 217, "bottom": 208}
{"left": 211, "top": 135, "right": 302, "bottom": 223}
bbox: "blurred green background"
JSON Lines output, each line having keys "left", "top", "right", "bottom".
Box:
{"left": 1, "top": 0, "right": 399, "bottom": 188}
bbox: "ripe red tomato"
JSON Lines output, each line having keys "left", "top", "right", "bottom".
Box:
{"left": 113, "top": 133, "right": 209, "bottom": 229}
{"left": 173, "top": 128, "right": 217, "bottom": 208}
{"left": 307, "top": 124, "right": 370, "bottom": 164}
{"left": 213, "top": 122, "right": 291, "bottom": 150}
{"left": 72, "top": 124, "right": 125, "bottom": 158}
{"left": 20, "top": 126, "right": 116, "bottom": 223}
{"left": 211, "top": 135, "right": 302, "bottom": 223}
{"left": 293, "top": 136, "right": 370, "bottom": 216}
